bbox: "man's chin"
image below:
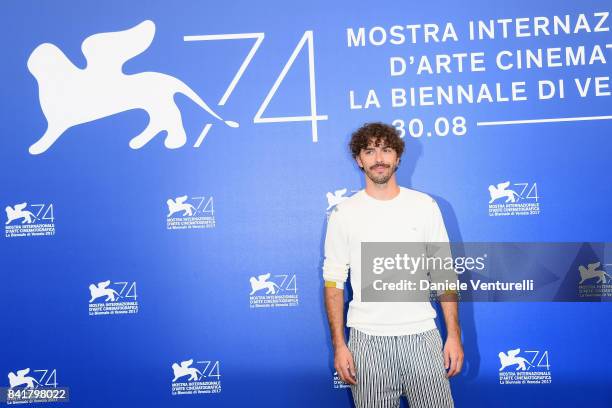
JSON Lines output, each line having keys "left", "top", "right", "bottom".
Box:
{"left": 367, "top": 173, "right": 392, "bottom": 184}
{"left": 366, "top": 167, "right": 397, "bottom": 184}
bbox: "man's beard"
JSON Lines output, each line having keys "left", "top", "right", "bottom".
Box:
{"left": 365, "top": 163, "right": 397, "bottom": 184}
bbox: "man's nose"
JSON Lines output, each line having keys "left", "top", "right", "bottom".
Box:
{"left": 375, "top": 149, "right": 384, "bottom": 161}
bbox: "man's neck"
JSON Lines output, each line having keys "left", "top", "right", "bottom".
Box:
{"left": 364, "top": 178, "right": 400, "bottom": 201}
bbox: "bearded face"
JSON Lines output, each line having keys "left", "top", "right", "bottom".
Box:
{"left": 356, "top": 143, "right": 399, "bottom": 185}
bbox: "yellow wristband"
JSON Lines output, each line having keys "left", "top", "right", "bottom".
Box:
{"left": 325, "top": 280, "right": 344, "bottom": 289}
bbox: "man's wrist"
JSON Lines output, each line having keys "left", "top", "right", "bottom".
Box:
{"left": 332, "top": 339, "right": 347, "bottom": 350}
{"left": 446, "top": 330, "right": 462, "bottom": 342}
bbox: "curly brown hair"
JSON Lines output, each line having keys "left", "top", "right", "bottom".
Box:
{"left": 349, "top": 122, "right": 404, "bottom": 160}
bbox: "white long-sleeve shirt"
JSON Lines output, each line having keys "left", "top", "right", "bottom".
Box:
{"left": 323, "top": 186, "right": 451, "bottom": 336}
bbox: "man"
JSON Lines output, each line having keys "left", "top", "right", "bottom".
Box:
{"left": 323, "top": 122, "right": 463, "bottom": 408}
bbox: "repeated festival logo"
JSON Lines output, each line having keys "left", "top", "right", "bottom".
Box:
{"left": 5, "top": 367, "right": 67, "bottom": 404}
{"left": 88, "top": 280, "right": 139, "bottom": 316}
{"left": 249, "top": 273, "right": 299, "bottom": 309}
{"left": 166, "top": 195, "right": 215, "bottom": 230}
{"left": 578, "top": 261, "right": 612, "bottom": 298}
{"left": 498, "top": 348, "right": 552, "bottom": 385}
{"left": 488, "top": 181, "right": 540, "bottom": 217}
{"left": 171, "top": 358, "right": 221, "bottom": 396}
{"left": 4, "top": 202, "right": 55, "bottom": 238}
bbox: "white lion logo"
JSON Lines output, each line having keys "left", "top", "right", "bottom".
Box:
{"left": 488, "top": 181, "right": 521, "bottom": 203}
{"left": 326, "top": 188, "right": 349, "bottom": 210}
{"left": 498, "top": 348, "right": 532, "bottom": 371}
{"left": 8, "top": 368, "right": 39, "bottom": 388}
{"left": 249, "top": 273, "right": 280, "bottom": 295}
{"left": 27, "top": 20, "right": 238, "bottom": 155}
{"left": 172, "top": 359, "right": 201, "bottom": 382}
{"left": 579, "top": 262, "right": 612, "bottom": 284}
{"left": 167, "top": 195, "right": 196, "bottom": 217}
{"left": 5, "top": 203, "right": 37, "bottom": 225}
{"left": 89, "top": 280, "right": 120, "bottom": 302}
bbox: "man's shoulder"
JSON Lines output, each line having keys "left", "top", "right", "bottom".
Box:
{"left": 399, "top": 186, "right": 437, "bottom": 207}
{"left": 330, "top": 190, "right": 365, "bottom": 214}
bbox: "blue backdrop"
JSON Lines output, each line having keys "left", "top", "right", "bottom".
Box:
{"left": 1, "top": 0, "right": 611, "bottom": 407}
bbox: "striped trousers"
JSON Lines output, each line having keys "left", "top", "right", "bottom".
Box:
{"left": 347, "top": 327, "right": 454, "bottom": 408}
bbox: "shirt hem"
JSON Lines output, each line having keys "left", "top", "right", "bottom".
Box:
{"left": 348, "top": 318, "right": 436, "bottom": 336}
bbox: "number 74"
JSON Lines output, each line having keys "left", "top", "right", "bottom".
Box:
{"left": 184, "top": 31, "right": 328, "bottom": 144}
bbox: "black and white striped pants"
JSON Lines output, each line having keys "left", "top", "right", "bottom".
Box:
{"left": 347, "top": 327, "right": 454, "bottom": 408}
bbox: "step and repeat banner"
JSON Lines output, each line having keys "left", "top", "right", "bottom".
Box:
{"left": 1, "top": 0, "right": 611, "bottom": 407}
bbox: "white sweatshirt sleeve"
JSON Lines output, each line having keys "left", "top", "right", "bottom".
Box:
{"left": 322, "top": 206, "right": 350, "bottom": 289}
{"left": 427, "top": 198, "right": 450, "bottom": 243}
{"left": 426, "top": 198, "right": 458, "bottom": 292}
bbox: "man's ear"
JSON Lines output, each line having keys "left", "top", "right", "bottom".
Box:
{"left": 356, "top": 155, "right": 363, "bottom": 169}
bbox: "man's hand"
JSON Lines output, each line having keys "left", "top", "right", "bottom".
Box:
{"left": 334, "top": 344, "right": 357, "bottom": 385}
{"left": 443, "top": 336, "right": 464, "bottom": 378}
